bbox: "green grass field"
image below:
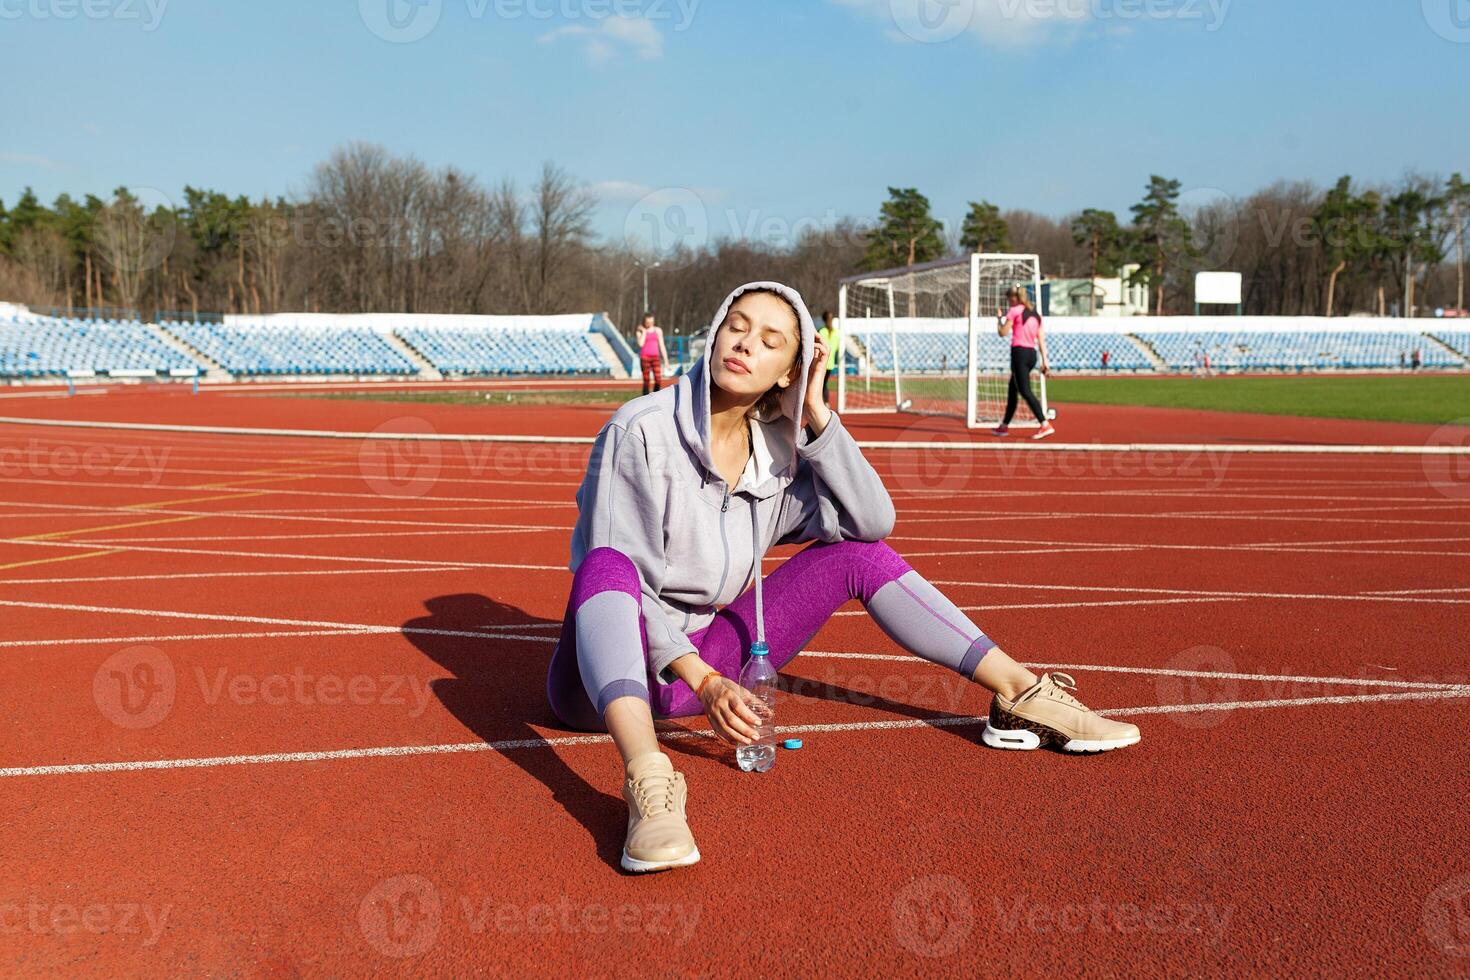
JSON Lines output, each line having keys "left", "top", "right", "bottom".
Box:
{"left": 1046, "top": 374, "right": 1470, "bottom": 425}
{"left": 264, "top": 373, "right": 1470, "bottom": 425}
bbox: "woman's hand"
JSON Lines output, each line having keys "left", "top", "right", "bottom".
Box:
{"left": 800, "top": 334, "right": 832, "bottom": 432}
{"left": 699, "top": 675, "right": 766, "bottom": 746}
{"left": 1039, "top": 360, "right": 1050, "bottom": 376}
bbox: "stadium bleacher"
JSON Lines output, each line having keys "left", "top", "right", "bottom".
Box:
{"left": 163, "top": 321, "right": 417, "bottom": 376}
{"left": 1140, "top": 331, "right": 1464, "bottom": 371}
{"left": 852, "top": 330, "right": 1155, "bottom": 373}
{"left": 0, "top": 316, "right": 196, "bottom": 378}
{"left": 1429, "top": 330, "right": 1470, "bottom": 359}
{"left": 3, "top": 308, "right": 1466, "bottom": 381}
{"left": 396, "top": 327, "right": 608, "bottom": 375}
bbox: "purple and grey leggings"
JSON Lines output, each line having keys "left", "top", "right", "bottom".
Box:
{"left": 545, "top": 539, "right": 995, "bottom": 731}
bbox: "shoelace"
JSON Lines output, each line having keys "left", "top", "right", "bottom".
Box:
{"left": 631, "top": 771, "right": 678, "bottom": 817}
{"left": 1043, "top": 672, "right": 1086, "bottom": 710}
{"left": 1016, "top": 671, "right": 1085, "bottom": 710}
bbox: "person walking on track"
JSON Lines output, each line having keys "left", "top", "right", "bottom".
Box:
{"left": 991, "top": 287, "right": 1054, "bottom": 439}
{"left": 636, "top": 312, "right": 669, "bottom": 396}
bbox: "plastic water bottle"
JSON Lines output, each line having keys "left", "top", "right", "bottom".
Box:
{"left": 735, "top": 642, "right": 777, "bottom": 772}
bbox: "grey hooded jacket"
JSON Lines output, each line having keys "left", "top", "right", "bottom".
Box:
{"left": 569, "top": 281, "right": 896, "bottom": 689}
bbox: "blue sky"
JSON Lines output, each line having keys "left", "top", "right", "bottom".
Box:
{"left": 4, "top": 0, "right": 1467, "bottom": 251}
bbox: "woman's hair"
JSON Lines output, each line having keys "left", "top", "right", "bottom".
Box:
{"left": 1008, "top": 287, "right": 1036, "bottom": 315}
{"left": 724, "top": 286, "right": 802, "bottom": 421}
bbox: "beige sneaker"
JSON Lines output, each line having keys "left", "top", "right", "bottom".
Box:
{"left": 620, "top": 752, "right": 700, "bottom": 873}
{"left": 982, "top": 672, "right": 1140, "bottom": 753}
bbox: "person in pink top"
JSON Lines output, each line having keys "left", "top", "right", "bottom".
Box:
{"left": 636, "top": 312, "right": 669, "bottom": 396}
{"left": 992, "top": 287, "right": 1055, "bottom": 439}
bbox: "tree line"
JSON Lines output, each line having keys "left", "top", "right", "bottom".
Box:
{"left": 0, "top": 141, "right": 1464, "bottom": 334}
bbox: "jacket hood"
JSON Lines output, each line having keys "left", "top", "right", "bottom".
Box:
{"left": 675, "top": 281, "right": 815, "bottom": 496}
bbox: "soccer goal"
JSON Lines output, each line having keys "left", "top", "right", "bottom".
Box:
{"left": 836, "top": 253, "right": 1049, "bottom": 428}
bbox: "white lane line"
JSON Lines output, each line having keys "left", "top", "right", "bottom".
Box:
{"left": 924, "top": 579, "right": 1470, "bottom": 605}
{"left": 799, "top": 654, "right": 1470, "bottom": 691}
{"left": 82, "top": 528, "right": 559, "bottom": 544}
{"left": 5, "top": 688, "right": 1468, "bottom": 778}
{"left": 0, "top": 537, "right": 566, "bottom": 571}
{"left": 0, "top": 474, "right": 566, "bottom": 506}
{"left": 7, "top": 415, "right": 1467, "bottom": 455}
{"left": 832, "top": 596, "right": 1247, "bottom": 615}
{"left": 0, "top": 597, "right": 553, "bottom": 643}
{"left": 0, "top": 500, "right": 576, "bottom": 530}
{"left": 0, "top": 566, "right": 485, "bottom": 586}
{"left": 0, "top": 629, "right": 378, "bottom": 648}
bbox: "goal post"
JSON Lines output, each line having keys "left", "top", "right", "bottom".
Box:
{"left": 836, "top": 253, "right": 1049, "bottom": 428}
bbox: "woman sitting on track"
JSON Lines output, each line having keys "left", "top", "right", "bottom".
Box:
{"left": 546, "top": 281, "right": 1139, "bottom": 873}
{"left": 992, "top": 287, "right": 1055, "bottom": 440}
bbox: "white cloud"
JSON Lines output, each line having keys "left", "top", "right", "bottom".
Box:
{"left": 0, "top": 152, "right": 69, "bottom": 171}
{"left": 591, "top": 181, "right": 727, "bottom": 207}
{"left": 539, "top": 15, "right": 664, "bottom": 64}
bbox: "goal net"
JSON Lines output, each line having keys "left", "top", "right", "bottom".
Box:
{"left": 836, "top": 254, "right": 1049, "bottom": 428}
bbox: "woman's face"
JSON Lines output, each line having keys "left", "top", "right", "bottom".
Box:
{"left": 709, "top": 291, "right": 801, "bottom": 402}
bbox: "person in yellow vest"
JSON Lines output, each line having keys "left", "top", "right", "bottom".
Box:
{"left": 816, "top": 309, "right": 840, "bottom": 405}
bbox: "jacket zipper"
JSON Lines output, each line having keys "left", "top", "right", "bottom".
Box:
{"left": 713, "top": 483, "right": 731, "bottom": 608}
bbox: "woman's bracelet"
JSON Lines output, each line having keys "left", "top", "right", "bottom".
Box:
{"left": 695, "top": 670, "right": 721, "bottom": 700}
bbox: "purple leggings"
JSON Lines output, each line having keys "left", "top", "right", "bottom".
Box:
{"left": 545, "top": 538, "right": 992, "bottom": 732}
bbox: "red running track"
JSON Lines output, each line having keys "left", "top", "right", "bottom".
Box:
{"left": 0, "top": 386, "right": 1467, "bottom": 976}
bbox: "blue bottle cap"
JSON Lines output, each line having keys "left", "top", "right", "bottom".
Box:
{"left": 781, "top": 738, "right": 803, "bottom": 750}
{"left": 750, "top": 642, "right": 769, "bottom": 657}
